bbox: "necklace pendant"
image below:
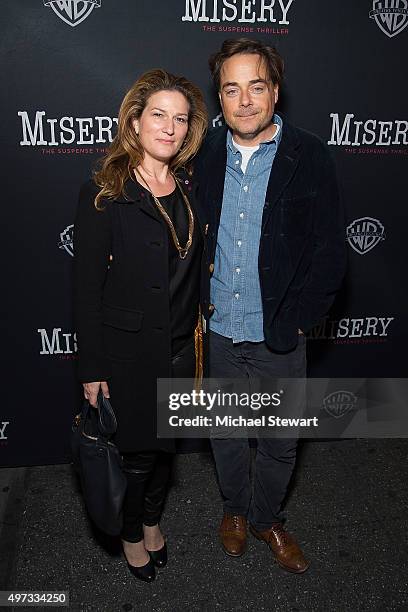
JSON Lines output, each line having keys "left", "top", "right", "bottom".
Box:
{"left": 179, "top": 249, "right": 188, "bottom": 260}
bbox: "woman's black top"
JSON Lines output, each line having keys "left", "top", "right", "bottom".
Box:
{"left": 154, "top": 186, "right": 202, "bottom": 355}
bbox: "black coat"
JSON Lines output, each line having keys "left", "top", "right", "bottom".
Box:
{"left": 194, "top": 117, "right": 346, "bottom": 352}
{"left": 73, "top": 172, "right": 209, "bottom": 452}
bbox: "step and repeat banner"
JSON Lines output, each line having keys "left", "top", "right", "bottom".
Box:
{"left": 2, "top": 1, "right": 407, "bottom": 466}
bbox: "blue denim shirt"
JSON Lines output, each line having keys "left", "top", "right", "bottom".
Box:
{"left": 210, "top": 114, "right": 283, "bottom": 342}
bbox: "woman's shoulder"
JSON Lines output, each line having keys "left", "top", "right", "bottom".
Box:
{"left": 79, "top": 177, "right": 100, "bottom": 200}
{"left": 77, "top": 177, "right": 112, "bottom": 211}
{"left": 75, "top": 178, "right": 111, "bottom": 225}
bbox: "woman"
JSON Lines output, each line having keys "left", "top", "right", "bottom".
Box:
{"left": 73, "top": 69, "right": 208, "bottom": 582}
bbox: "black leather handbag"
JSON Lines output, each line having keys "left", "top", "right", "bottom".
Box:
{"left": 71, "top": 391, "right": 127, "bottom": 536}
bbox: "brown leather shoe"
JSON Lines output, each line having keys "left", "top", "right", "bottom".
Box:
{"left": 219, "top": 513, "right": 247, "bottom": 557}
{"left": 250, "top": 523, "right": 310, "bottom": 573}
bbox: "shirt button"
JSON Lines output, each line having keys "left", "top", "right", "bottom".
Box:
{"left": 237, "top": 240, "right": 242, "bottom": 247}
{"left": 235, "top": 160, "right": 240, "bottom": 165}
{"left": 234, "top": 293, "right": 240, "bottom": 299}
{"left": 239, "top": 212, "right": 244, "bottom": 219}
{"left": 243, "top": 185, "right": 248, "bottom": 192}
{"left": 235, "top": 267, "right": 240, "bottom": 274}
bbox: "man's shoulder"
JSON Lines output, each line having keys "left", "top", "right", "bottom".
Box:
{"left": 283, "top": 120, "right": 330, "bottom": 158}
{"left": 298, "top": 125, "right": 327, "bottom": 149}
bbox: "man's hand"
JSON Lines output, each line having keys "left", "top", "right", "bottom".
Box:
{"left": 83, "top": 381, "right": 110, "bottom": 408}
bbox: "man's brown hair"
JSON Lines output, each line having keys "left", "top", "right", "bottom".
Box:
{"left": 209, "top": 38, "right": 284, "bottom": 92}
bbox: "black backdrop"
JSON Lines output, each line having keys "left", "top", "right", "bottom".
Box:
{"left": 2, "top": 0, "right": 407, "bottom": 466}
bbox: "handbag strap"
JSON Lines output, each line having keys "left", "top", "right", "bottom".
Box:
{"left": 97, "top": 391, "right": 118, "bottom": 437}
{"left": 78, "top": 391, "right": 117, "bottom": 439}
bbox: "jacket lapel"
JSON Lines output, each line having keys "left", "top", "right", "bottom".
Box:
{"left": 202, "top": 123, "right": 301, "bottom": 233}
{"left": 115, "top": 172, "right": 203, "bottom": 232}
{"left": 203, "top": 127, "right": 228, "bottom": 226}
{"left": 115, "top": 177, "right": 161, "bottom": 222}
{"left": 262, "top": 121, "right": 301, "bottom": 231}
{"left": 175, "top": 171, "right": 206, "bottom": 239}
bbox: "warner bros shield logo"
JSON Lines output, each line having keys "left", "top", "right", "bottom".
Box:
{"left": 346, "top": 217, "right": 385, "bottom": 255}
{"left": 323, "top": 391, "right": 358, "bottom": 419}
{"left": 58, "top": 224, "right": 74, "bottom": 256}
{"left": 369, "top": 0, "right": 408, "bottom": 38}
{"left": 44, "top": 0, "right": 101, "bottom": 27}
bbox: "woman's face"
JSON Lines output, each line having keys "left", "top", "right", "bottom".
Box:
{"left": 133, "top": 90, "right": 190, "bottom": 164}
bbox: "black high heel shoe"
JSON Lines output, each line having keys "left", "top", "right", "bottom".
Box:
{"left": 147, "top": 542, "right": 167, "bottom": 568}
{"left": 126, "top": 556, "right": 156, "bottom": 583}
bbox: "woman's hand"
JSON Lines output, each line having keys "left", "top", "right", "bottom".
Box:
{"left": 83, "top": 381, "right": 110, "bottom": 408}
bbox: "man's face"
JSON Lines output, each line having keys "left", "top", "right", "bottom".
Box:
{"left": 219, "top": 53, "right": 278, "bottom": 146}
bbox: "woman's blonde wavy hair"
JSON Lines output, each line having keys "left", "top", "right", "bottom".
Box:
{"left": 93, "top": 69, "right": 208, "bottom": 209}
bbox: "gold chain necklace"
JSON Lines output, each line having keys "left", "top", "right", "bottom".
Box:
{"left": 135, "top": 168, "right": 194, "bottom": 260}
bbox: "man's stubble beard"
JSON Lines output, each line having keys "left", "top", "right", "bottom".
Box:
{"left": 230, "top": 116, "right": 272, "bottom": 143}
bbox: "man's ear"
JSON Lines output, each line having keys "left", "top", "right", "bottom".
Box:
{"left": 273, "top": 84, "right": 279, "bottom": 104}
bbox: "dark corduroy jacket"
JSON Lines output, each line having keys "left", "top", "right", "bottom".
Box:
{"left": 193, "top": 117, "right": 347, "bottom": 352}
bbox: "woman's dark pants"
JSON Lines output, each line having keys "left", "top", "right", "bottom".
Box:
{"left": 121, "top": 337, "right": 195, "bottom": 543}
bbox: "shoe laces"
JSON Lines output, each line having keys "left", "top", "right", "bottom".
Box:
{"left": 231, "top": 515, "right": 242, "bottom": 530}
{"left": 270, "top": 522, "right": 289, "bottom": 545}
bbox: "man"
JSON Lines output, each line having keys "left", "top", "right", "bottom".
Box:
{"left": 195, "top": 39, "right": 346, "bottom": 573}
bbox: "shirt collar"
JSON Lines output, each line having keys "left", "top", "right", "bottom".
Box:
{"left": 227, "top": 113, "right": 283, "bottom": 153}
